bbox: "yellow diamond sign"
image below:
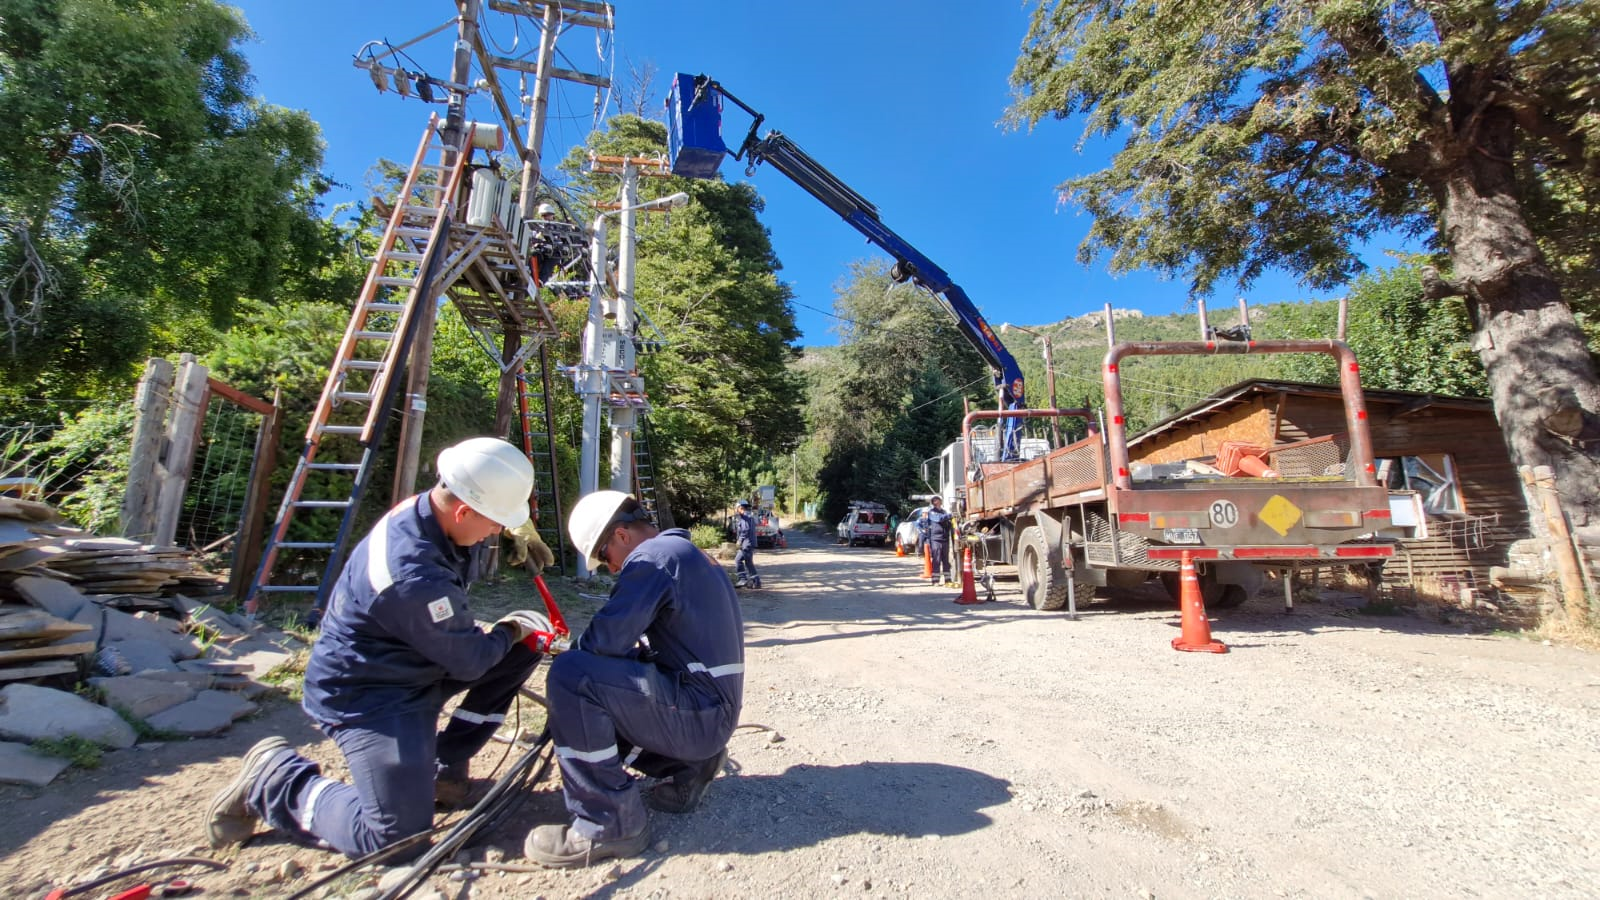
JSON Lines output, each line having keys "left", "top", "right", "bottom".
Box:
{"left": 1259, "top": 495, "right": 1303, "bottom": 537}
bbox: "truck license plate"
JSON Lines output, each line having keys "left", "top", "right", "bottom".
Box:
{"left": 1163, "top": 527, "right": 1202, "bottom": 545}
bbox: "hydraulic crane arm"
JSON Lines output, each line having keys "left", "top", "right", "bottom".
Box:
{"left": 667, "top": 73, "right": 1027, "bottom": 459}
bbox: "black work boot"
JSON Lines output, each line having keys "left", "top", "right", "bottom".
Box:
{"left": 646, "top": 748, "right": 728, "bottom": 814}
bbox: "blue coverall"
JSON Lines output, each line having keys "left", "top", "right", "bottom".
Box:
{"left": 546, "top": 528, "right": 745, "bottom": 842}
{"left": 247, "top": 495, "right": 540, "bottom": 859}
{"left": 919, "top": 505, "right": 955, "bottom": 583}
{"left": 732, "top": 510, "right": 760, "bottom": 587}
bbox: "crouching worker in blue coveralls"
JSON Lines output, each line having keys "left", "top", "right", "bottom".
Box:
{"left": 522, "top": 489, "right": 745, "bottom": 868}
{"left": 204, "top": 437, "right": 558, "bottom": 861}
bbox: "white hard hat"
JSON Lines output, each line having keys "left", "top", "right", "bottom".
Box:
{"left": 536, "top": 202, "right": 556, "bottom": 217}
{"left": 567, "top": 489, "right": 639, "bottom": 566}
{"left": 435, "top": 437, "right": 534, "bottom": 529}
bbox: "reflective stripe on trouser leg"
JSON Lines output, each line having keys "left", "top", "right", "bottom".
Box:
{"left": 545, "top": 650, "right": 734, "bottom": 841}
{"left": 436, "top": 642, "right": 540, "bottom": 774}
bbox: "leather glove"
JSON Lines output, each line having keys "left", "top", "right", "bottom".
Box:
{"left": 505, "top": 520, "right": 556, "bottom": 569}
{"left": 494, "top": 609, "right": 551, "bottom": 644}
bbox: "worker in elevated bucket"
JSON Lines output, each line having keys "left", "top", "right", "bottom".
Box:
{"left": 204, "top": 436, "right": 557, "bottom": 861}
{"left": 523, "top": 490, "right": 745, "bottom": 868}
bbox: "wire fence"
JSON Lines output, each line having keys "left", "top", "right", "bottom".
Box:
{"left": 1, "top": 380, "right": 270, "bottom": 562}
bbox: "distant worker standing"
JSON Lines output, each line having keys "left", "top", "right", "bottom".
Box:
{"left": 204, "top": 437, "right": 556, "bottom": 860}
{"left": 524, "top": 490, "right": 745, "bottom": 868}
{"left": 919, "top": 495, "right": 955, "bottom": 587}
{"left": 732, "top": 499, "right": 762, "bottom": 589}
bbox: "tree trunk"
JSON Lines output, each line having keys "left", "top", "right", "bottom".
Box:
{"left": 1436, "top": 116, "right": 1600, "bottom": 530}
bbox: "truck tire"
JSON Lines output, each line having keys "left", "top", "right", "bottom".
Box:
{"left": 1017, "top": 525, "right": 1071, "bottom": 611}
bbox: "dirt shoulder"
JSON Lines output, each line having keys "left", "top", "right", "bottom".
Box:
{"left": 3, "top": 528, "right": 1598, "bottom": 898}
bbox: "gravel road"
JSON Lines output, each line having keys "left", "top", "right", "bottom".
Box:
{"left": 4, "top": 527, "right": 1598, "bottom": 899}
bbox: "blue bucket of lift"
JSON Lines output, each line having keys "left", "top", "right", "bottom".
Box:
{"left": 667, "top": 73, "right": 727, "bottom": 179}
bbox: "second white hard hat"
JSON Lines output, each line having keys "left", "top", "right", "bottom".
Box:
{"left": 436, "top": 437, "right": 534, "bottom": 529}
{"left": 567, "top": 489, "right": 638, "bottom": 566}
{"left": 536, "top": 202, "right": 557, "bottom": 217}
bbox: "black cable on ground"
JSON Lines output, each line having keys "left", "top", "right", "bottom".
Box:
{"left": 283, "top": 830, "right": 442, "bottom": 900}
{"left": 375, "top": 728, "right": 554, "bottom": 900}
{"left": 52, "top": 857, "right": 229, "bottom": 898}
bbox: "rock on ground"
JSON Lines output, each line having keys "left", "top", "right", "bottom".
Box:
{"left": 0, "top": 684, "right": 137, "bottom": 749}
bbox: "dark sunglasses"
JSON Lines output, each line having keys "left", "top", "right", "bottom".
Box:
{"left": 596, "top": 508, "right": 650, "bottom": 560}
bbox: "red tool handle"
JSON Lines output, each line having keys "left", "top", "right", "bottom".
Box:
{"left": 519, "top": 573, "right": 570, "bottom": 653}
{"left": 533, "top": 573, "right": 569, "bottom": 636}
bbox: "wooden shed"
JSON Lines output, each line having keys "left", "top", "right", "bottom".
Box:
{"left": 1125, "top": 379, "right": 1529, "bottom": 606}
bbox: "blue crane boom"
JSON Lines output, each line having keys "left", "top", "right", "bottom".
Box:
{"left": 665, "top": 73, "right": 1028, "bottom": 460}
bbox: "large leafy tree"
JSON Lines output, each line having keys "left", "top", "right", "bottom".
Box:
{"left": 0, "top": 0, "right": 334, "bottom": 406}
{"left": 1009, "top": 2, "right": 1600, "bottom": 526}
{"left": 805, "top": 259, "right": 989, "bottom": 521}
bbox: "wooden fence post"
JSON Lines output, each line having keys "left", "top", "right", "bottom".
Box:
{"left": 230, "top": 387, "right": 282, "bottom": 604}
{"left": 1521, "top": 465, "right": 1589, "bottom": 627}
{"left": 152, "top": 354, "right": 210, "bottom": 547}
{"left": 120, "top": 358, "right": 175, "bottom": 542}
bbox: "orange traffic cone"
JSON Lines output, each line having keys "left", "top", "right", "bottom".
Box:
{"left": 922, "top": 542, "right": 933, "bottom": 579}
{"left": 895, "top": 538, "right": 906, "bottom": 558}
{"left": 1172, "top": 551, "right": 1228, "bottom": 653}
{"left": 954, "top": 546, "right": 982, "bottom": 605}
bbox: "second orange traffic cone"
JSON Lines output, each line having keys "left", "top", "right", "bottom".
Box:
{"left": 1172, "top": 551, "right": 1228, "bottom": 653}
{"left": 922, "top": 542, "right": 933, "bottom": 579}
{"left": 895, "top": 538, "right": 906, "bottom": 558}
{"left": 954, "top": 546, "right": 982, "bottom": 605}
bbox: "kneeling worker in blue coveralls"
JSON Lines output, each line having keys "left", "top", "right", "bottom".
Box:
{"left": 204, "top": 437, "right": 557, "bottom": 860}
{"left": 523, "top": 489, "right": 745, "bottom": 868}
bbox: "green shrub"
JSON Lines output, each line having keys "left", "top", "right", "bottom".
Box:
{"left": 689, "top": 524, "right": 727, "bottom": 549}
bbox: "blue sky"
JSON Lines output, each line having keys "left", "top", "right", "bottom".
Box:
{"left": 232, "top": 1, "right": 1375, "bottom": 347}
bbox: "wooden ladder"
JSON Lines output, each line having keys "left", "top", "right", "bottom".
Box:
{"left": 245, "top": 116, "right": 469, "bottom": 615}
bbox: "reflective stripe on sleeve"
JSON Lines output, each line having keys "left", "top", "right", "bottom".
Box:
{"left": 687, "top": 662, "right": 745, "bottom": 678}
{"left": 556, "top": 743, "right": 620, "bottom": 764}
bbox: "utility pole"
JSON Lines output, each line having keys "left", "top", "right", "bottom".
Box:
{"left": 517, "top": 3, "right": 560, "bottom": 222}
{"left": 392, "top": 0, "right": 480, "bottom": 503}
{"left": 608, "top": 159, "right": 640, "bottom": 494}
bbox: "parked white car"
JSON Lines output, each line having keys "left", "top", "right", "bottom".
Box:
{"left": 836, "top": 501, "right": 891, "bottom": 547}
{"left": 894, "top": 506, "right": 929, "bottom": 554}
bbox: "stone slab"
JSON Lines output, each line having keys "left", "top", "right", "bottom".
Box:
{"left": 178, "top": 659, "right": 252, "bottom": 676}
{"left": 107, "top": 638, "right": 181, "bottom": 674}
{"left": 0, "top": 683, "right": 137, "bottom": 748}
{"left": 132, "top": 670, "right": 213, "bottom": 690}
{"left": 11, "top": 575, "right": 86, "bottom": 621}
{"left": 211, "top": 642, "right": 295, "bottom": 679}
{"left": 89, "top": 675, "right": 197, "bottom": 719}
{"left": 0, "top": 740, "right": 71, "bottom": 786}
{"left": 102, "top": 608, "right": 201, "bottom": 660}
{"left": 144, "top": 689, "right": 258, "bottom": 737}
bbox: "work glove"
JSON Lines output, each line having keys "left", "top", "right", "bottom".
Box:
{"left": 505, "top": 520, "right": 556, "bottom": 569}
{"left": 494, "top": 609, "right": 551, "bottom": 644}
